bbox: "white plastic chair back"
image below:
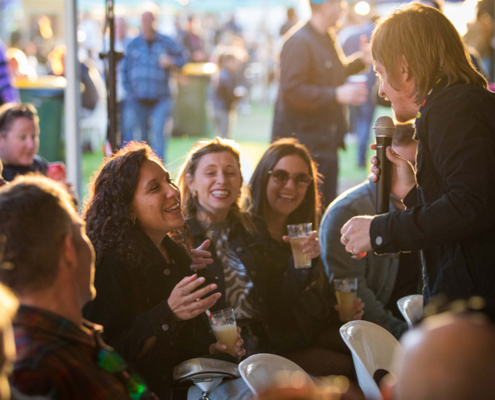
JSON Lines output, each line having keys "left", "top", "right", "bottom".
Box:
{"left": 397, "top": 295, "right": 424, "bottom": 329}
{"left": 238, "top": 353, "right": 316, "bottom": 397}
{"left": 340, "top": 321, "right": 403, "bottom": 400}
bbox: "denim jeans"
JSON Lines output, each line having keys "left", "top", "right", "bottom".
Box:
{"left": 122, "top": 98, "right": 172, "bottom": 160}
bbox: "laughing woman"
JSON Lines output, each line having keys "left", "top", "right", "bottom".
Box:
{"left": 177, "top": 138, "right": 361, "bottom": 377}
{"left": 83, "top": 142, "right": 244, "bottom": 399}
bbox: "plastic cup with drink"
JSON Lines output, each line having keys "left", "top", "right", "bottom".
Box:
{"left": 207, "top": 308, "right": 238, "bottom": 357}
{"left": 287, "top": 223, "right": 313, "bottom": 269}
{"left": 334, "top": 278, "right": 358, "bottom": 322}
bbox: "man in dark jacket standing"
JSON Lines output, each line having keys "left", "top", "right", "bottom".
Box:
{"left": 341, "top": 4, "right": 495, "bottom": 317}
{"left": 272, "top": 0, "right": 369, "bottom": 207}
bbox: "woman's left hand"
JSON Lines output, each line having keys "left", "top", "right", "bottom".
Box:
{"left": 283, "top": 230, "right": 321, "bottom": 260}
{"left": 335, "top": 298, "right": 365, "bottom": 320}
{"left": 209, "top": 326, "right": 246, "bottom": 360}
{"left": 190, "top": 240, "right": 214, "bottom": 271}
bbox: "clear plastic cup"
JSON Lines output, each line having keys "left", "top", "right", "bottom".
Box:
{"left": 287, "top": 223, "right": 312, "bottom": 269}
{"left": 334, "top": 278, "right": 358, "bottom": 322}
{"left": 208, "top": 308, "right": 238, "bottom": 356}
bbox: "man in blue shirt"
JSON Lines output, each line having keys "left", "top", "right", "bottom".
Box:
{"left": 122, "top": 11, "right": 187, "bottom": 160}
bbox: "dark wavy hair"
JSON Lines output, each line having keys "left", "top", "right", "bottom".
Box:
{"left": 249, "top": 138, "right": 321, "bottom": 231}
{"left": 83, "top": 142, "right": 164, "bottom": 266}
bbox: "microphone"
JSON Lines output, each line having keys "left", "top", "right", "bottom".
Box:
{"left": 373, "top": 116, "right": 395, "bottom": 214}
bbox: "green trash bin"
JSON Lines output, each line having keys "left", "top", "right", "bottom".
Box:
{"left": 16, "top": 76, "right": 65, "bottom": 162}
{"left": 173, "top": 63, "right": 217, "bottom": 138}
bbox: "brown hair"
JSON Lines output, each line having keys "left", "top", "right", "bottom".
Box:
{"left": 0, "top": 176, "right": 75, "bottom": 295}
{"left": 0, "top": 103, "right": 39, "bottom": 137}
{"left": 371, "top": 3, "right": 487, "bottom": 104}
{"left": 176, "top": 137, "right": 255, "bottom": 234}
{"left": 249, "top": 138, "right": 321, "bottom": 231}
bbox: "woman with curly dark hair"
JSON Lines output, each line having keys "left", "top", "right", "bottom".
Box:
{"left": 83, "top": 142, "right": 245, "bottom": 399}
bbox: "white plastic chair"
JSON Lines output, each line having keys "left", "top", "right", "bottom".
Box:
{"left": 397, "top": 295, "right": 424, "bottom": 329}
{"left": 238, "top": 353, "right": 316, "bottom": 397}
{"left": 340, "top": 321, "right": 403, "bottom": 400}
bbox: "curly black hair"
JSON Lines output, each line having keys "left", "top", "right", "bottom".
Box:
{"left": 83, "top": 142, "right": 164, "bottom": 267}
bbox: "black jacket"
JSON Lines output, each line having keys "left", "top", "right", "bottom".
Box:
{"left": 370, "top": 83, "right": 495, "bottom": 312}
{"left": 187, "top": 214, "right": 338, "bottom": 353}
{"left": 83, "top": 229, "right": 218, "bottom": 399}
{"left": 1, "top": 155, "right": 48, "bottom": 182}
{"left": 272, "top": 21, "right": 365, "bottom": 151}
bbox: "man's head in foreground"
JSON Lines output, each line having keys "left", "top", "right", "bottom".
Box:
{"left": 0, "top": 176, "right": 95, "bottom": 322}
{"left": 371, "top": 3, "right": 486, "bottom": 122}
{"left": 382, "top": 313, "right": 495, "bottom": 400}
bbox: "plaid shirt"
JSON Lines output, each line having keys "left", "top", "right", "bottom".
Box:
{"left": 122, "top": 33, "right": 187, "bottom": 100}
{"left": 11, "top": 305, "right": 134, "bottom": 400}
{"left": 0, "top": 41, "right": 19, "bottom": 104}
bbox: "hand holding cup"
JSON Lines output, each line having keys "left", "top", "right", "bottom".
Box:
{"left": 283, "top": 230, "right": 320, "bottom": 260}
{"left": 209, "top": 326, "right": 246, "bottom": 360}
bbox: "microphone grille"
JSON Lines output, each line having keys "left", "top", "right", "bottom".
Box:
{"left": 373, "top": 116, "right": 395, "bottom": 137}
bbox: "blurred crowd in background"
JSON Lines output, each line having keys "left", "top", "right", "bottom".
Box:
{"left": 0, "top": 0, "right": 494, "bottom": 167}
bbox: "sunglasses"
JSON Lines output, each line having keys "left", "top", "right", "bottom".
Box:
{"left": 96, "top": 335, "right": 157, "bottom": 400}
{"left": 268, "top": 169, "right": 313, "bottom": 188}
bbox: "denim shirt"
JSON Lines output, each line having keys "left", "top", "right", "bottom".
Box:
{"left": 122, "top": 33, "right": 187, "bottom": 100}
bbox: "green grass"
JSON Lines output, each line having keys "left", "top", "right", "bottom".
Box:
{"left": 81, "top": 104, "right": 393, "bottom": 201}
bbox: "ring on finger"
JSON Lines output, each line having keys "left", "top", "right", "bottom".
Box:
{"left": 342, "top": 234, "right": 349, "bottom": 245}
{"left": 181, "top": 287, "right": 190, "bottom": 296}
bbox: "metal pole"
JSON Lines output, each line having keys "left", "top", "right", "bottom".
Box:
{"left": 107, "top": 0, "right": 119, "bottom": 151}
{"left": 64, "top": 0, "right": 82, "bottom": 199}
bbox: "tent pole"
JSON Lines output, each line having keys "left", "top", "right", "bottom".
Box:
{"left": 64, "top": 0, "right": 82, "bottom": 201}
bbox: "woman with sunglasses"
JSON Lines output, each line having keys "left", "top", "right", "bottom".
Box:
{"left": 178, "top": 138, "right": 361, "bottom": 377}
{"left": 0, "top": 103, "right": 48, "bottom": 182}
{"left": 83, "top": 142, "right": 245, "bottom": 399}
{"left": 249, "top": 138, "right": 364, "bottom": 377}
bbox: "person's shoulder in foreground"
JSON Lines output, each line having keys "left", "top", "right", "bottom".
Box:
{"left": 0, "top": 176, "right": 156, "bottom": 400}
{"left": 12, "top": 305, "right": 132, "bottom": 400}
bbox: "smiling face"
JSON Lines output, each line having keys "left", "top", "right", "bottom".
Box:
{"left": 374, "top": 60, "right": 419, "bottom": 123}
{"left": 266, "top": 154, "right": 310, "bottom": 220}
{"left": 130, "top": 159, "right": 184, "bottom": 241}
{"left": 186, "top": 151, "right": 242, "bottom": 223}
{"left": 0, "top": 117, "right": 39, "bottom": 166}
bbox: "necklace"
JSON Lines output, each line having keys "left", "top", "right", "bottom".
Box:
{"left": 413, "top": 77, "right": 443, "bottom": 129}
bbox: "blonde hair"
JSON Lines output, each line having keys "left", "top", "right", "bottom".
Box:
{"left": 371, "top": 3, "right": 487, "bottom": 104}
{"left": 176, "top": 137, "right": 256, "bottom": 234}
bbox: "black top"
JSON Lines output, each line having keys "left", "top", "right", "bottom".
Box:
{"left": 1, "top": 155, "right": 48, "bottom": 182}
{"left": 385, "top": 251, "right": 423, "bottom": 320}
{"left": 187, "top": 213, "right": 339, "bottom": 354}
{"left": 83, "top": 229, "right": 218, "bottom": 399}
{"left": 370, "top": 82, "right": 495, "bottom": 316}
{"left": 272, "top": 21, "right": 365, "bottom": 151}
{"left": 214, "top": 68, "right": 241, "bottom": 111}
